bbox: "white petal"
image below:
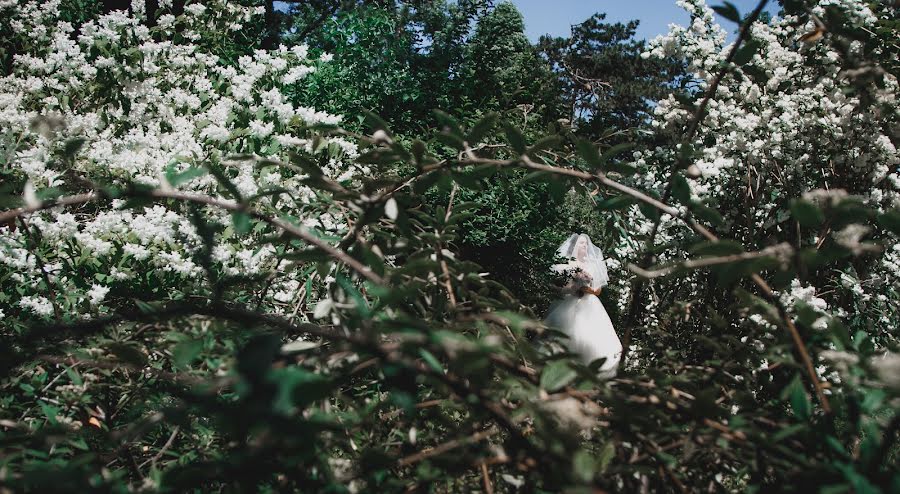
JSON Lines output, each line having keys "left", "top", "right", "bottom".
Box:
{"left": 313, "top": 298, "right": 333, "bottom": 319}
{"left": 23, "top": 180, "right": 40, "bottom": 209}
{"left": 384, "top": 198, "right": 398, "bottom": 220}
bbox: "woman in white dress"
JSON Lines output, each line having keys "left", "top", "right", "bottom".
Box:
{"left": 545, "top": 234, "right": 622, "bottom": 378}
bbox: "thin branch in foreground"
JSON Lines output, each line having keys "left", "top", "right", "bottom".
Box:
{"left": 138, "top": 425, "right": 180, "bottom": 469}
{"left": 397, "top": 427, "right": 499, "bottom": 467}
{"left": 627, "top": 243, "right": 793, "bottom": 279}
{"left": 0, "top": 188, "right": 383, "bottom": 285}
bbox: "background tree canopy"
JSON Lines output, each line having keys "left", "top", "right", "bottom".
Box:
{"left": 0, "top": 0, "right": 898, "bottom": 493}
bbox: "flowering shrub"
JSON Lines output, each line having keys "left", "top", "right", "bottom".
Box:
{"left": 627, "top": 0, "right": 898, "bottom": 345}
{"left": 0, "top": 0, "right": 367, "bottom": 328}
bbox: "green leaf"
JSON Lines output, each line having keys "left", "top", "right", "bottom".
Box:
{"left": 236, "top": 334, "right": 281, "bottom": 382}
{"left": 466, "top": 112, "right": 499, "bottom": 144}
{"left": 597, "top": 195, "right": 634, "bottom": 211}
{"left": 692, "top": 202, "right": 726, "bottom": 226}
{"left": 413, "top": 171, "right": 442, "bottom": 194}
{"left": 433, "top": 110, "right": 463, "bottom": 138}
{"left": 607, "top": 161, "right": 638, "bottom": 176}
{"left": 271, "top": 367, "right": 331, "bottom": 414}
{"left": 410, "top": 139, "right": 427, "bottom": 165}
{"left": 282, "top": 249, "right": 331, "bottom": 262}
{"left": 782, "top": 375, "right": 811, "bottom": 421}
{"left": 206, "top": 162, "right": 242, "bottom": 200}
{"left": 435, "top": 132, "right": 465, "bottom": 150}
{"left": 540, "top": 360, "right": 577, "bottom": 392}
{"left": 62, "top": 137, "right": 87, "bottom": 158}
{"left": 827, "top": 318, "right": 852, "bottom": 351}
{"left": 638, "top": 200, "right": 661, "bottom": 222}
{"left": 527, "top": 135, "right": 562, "bottom": 157}
{"left": 40, "top": 402, "right": 60, "bottom": 425}
{"left": 362, "top": 110, "right": 392, "bottom": 135}
{"left": 597, "top": 442, "right": 616, "bottom": 474}
{"left": 503, "top": 123, "right": 526, "bottom": 155}
{"left": 712, "top": 2, "right": 741, "bottom": 23}
{"left": 70, "top": 438, "right": 90, "bottom": 451}
{"left": 599, "top": 142, "right": 635, "bottom": 166}
{"left": 733, "top": 39, "right": 762, "bottom": 65}
{"left": 572, "top": 450, "right": 596, "bottom": 483}
{"left": 166, "top": 165, "right": 207, "bottom": 187}
{"left": 548, "top": 177, "right": 568, "bottom": 204}
{"left": 790, "top": 199, "right": 825, "bottom": 227}
{"left": 676, "top": 143, "right": 697, "bottom": 168}
{"left": 232, "top": 211, "right": 252, "bottom": 234}
{"left": 451, "top": 171, "right": 483, "bottom": 190}
{"left": 690, "top": 240, "right": 744, "bottom": 256}
{"left": 172, "top": 339, "right": 203, "bottom": 368}
{"left": 418, "top": 349, "right": 444, "bottom": 374}
{"left": 576, "top": 139, "right": 602, "bottom": 168}
{"left": 671, "top": 173, "right": 691, "bottom": 204}
{"left": 876, "top": 209, "right": 900, "bottom": 235}
{"left": 335, "top": 275, "right": 370, "bottom": 318}
{"left": 133, "top": 299, "right": 162, "bottom": 314}
{"left": 288, "top": 151, "right": 324, "bottom": 177}
{"left": 772, "top": 423, "right": 806, "bottom": 442}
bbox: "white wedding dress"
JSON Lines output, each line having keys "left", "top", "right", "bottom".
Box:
{"left": 545, "top": 235, "right": 622, "bottom": 378}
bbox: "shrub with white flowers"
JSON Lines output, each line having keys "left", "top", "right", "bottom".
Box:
{"left": 623, "top": 0, "right": 898, "bottom": 343}
{"left": 0, "top": 0, "right": 365, "bottom": 327}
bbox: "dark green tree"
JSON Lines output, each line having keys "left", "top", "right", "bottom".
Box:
{"left": 538, "top": 13, "right": 686, "bottom": 137}
{"left": 288, "top": 5, "right": 424, "bottom": 130}
{"left": 460, "top": 2, "right": 560, "bottom": 120}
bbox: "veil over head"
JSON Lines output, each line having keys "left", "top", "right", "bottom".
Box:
{"left": 555, "top": 233, "right": 609, "bottom": 289}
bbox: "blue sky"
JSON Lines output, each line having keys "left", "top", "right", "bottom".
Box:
{"left": 510, "top": 0, "right": 779, "bottom": 42}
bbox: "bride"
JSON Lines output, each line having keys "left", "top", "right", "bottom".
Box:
{"left": 545, "top": 234, "right": 622, "bottom": 378}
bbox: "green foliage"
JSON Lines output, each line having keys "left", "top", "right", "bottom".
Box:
{"left": 537, "top": 13, "right": 687, "bottom": 138}
{"left": 290, "top": 6, "right": 425, "bottom": 131}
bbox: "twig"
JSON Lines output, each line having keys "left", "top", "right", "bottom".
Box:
{"left": 0, "top": 192, "right": 97, "bottom": 224}
{"left": 439, "top": 183, "right": 459, "bottom": 308}
{"left": 397, "top": 427, "right": 498, "bottom": 467}
{"left": 480, "top": 461, "right": 494, "bottom": 494}
{"left": 629, "top": 439, "right": 687, "bottom": 464}
{"left": 380, "top": 399, "right": 445, "bottom": 421}
{"left": 627, "top": 243, "right": 793, "bottom": 279}
{"left": 139, "top": 425, "right": 180, "bottom": 469}
{"left": 0, "top": 189, "right": 384, "bottom": 285}
{"left": 147, "top": 189, "right": 384, "bottom": 284}
{"left": 36, "top": 355, "right": 215, "bottom": 387}
{"left": 17, "top": 217, "right": 62, "bottom": 322}
{"left": 40, "top": 362, "right": 78, "bottom": 393}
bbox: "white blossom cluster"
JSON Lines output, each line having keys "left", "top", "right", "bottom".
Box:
{"left": 0, "top": 1, "right": 363, "bottom": 320}
{"left": 620, "top": 0, "right": 898, "bottom": 375}
{"left": 641, "top": 0, "right": 897, "bottom": 206}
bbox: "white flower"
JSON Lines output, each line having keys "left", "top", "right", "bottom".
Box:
{"left": 184, "top": 3, "right": 206, "bottom": 15}
{"left": 249, "top": 119, "right": 274, "bottom": 138}
{"left": 313, "top": 298, "right": 333, "bottom": 319}
{"left": 19, "top": 295, "right": 54, "bottom": 317}
{"left": 87, "top": 284, "right": 110, "bottom": 306}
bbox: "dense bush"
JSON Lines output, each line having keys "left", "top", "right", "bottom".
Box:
{"left": 0, "top": 0, "right": 898, "bottom": 492}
